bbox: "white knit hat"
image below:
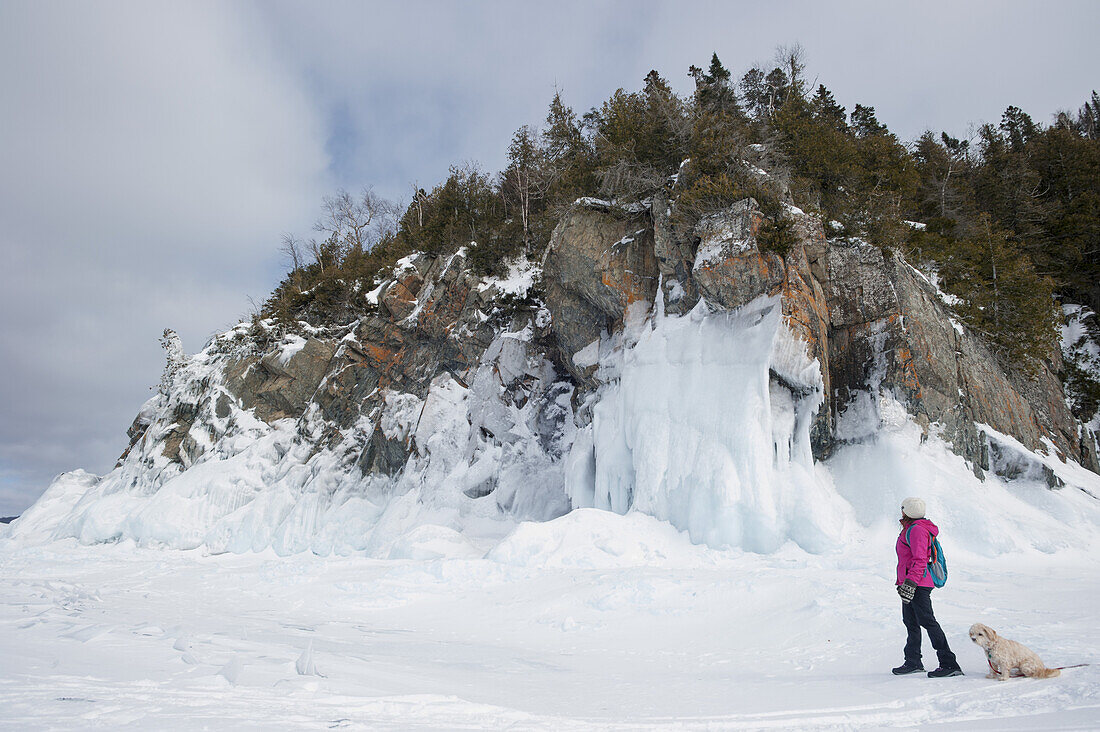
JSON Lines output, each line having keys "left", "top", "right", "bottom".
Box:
{"left": 901, "top": 497, "right": 926, "bottom": 519}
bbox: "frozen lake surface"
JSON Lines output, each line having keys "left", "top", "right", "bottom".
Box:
{"left": 2, "top": 511, "right": 1096, "bottom": 730}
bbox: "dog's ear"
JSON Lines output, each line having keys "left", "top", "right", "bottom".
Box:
{"left": 986, "top": 627, "right": 997, "bottom": 642}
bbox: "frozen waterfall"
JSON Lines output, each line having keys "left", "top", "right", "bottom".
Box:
{"left": 567, "top": 296, "right": 848, "bottom": 553}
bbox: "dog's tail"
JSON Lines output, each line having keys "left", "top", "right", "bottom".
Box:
{"left": 1033, "top": 667, "right": 1061, "bottom": 679}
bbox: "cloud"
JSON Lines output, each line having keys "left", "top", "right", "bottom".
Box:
{"left": 2, "top": 0, "right": 1098, "bottom": 513}
{"left": 258, "top": 0, "right": 1100, "bottom": 193}
{"left": 0, "top": 1, "right": 330, "bottom": 512}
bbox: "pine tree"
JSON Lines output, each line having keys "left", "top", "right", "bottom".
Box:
{"left": 691, "top": 53, "right": 742, "bottom": 118}
{"left": 850, "top": 104, "right": 887, "bottom": 136}
{"left": 810, "top": 85, "right": 846, "bottom": 131}
{"left": 739, "top": 67, "right": 768, "bottom": 120}
{"left": 541, "top": 90, "right": 597, "bottom": 208}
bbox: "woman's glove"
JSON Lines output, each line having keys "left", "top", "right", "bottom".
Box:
{"left": 897, "top": 579, "right": 917, "bottom": 604}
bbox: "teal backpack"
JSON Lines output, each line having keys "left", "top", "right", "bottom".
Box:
{"left": 905, "top": 524, "right": 948, "bottom": 588}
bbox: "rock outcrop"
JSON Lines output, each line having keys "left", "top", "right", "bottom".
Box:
{"left": 541, "top": 198, "right": 1095, "bottom": 475}
{"left": 202, "top": 197, "right": 1091, "bottom": 482}
{"left": 24, "top": 193, "right": 1096, "bottom": 555}
{"left": 198, "top": 198, "right": 1092, "bottom": 484}
{"left": 543, "top": 202, "right": 658, "bottom": 383}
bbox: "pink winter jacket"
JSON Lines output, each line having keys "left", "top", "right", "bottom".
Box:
{"left": 896, "top": 518, "right": 938, "bottom": 588}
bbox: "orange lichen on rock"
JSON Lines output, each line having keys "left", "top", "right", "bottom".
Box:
{"left": 600, "top": 270, "right": 653, "bottom": 306}
{"left": 892, "top": 343, "right": 923, "bottom": 400}
{"left": 418, "top": 281, "right": 470, "bottom": 338}
{"left": 360, "top": 341, "right": 398, "bottom": 368}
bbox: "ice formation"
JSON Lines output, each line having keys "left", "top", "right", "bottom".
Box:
{"left": 567, "top": 296, "right": 850, "bottom": 553}
{"left": 4, "top": 319, "right": 573, "bottom": 557}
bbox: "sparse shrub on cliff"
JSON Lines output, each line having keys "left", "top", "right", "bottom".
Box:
{"left": 671, "top": 169, "right": 790, "bottom": 254}
{"left": 757, "top": 213, "right": 796, "bottom": 258}
{"left": 907, "top": 216, "right": 1059, "bottom": 367}
{"left": 671, "top": 173, "right": 743, "bottom": 232}
{"left": 1063, "top": 355, "right": 1100, "bottom": 424}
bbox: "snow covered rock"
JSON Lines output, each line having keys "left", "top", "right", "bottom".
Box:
{"left": 691, "top": 198, "right": 782, "bottom": 308}
{"left": 6, "top": 190, "right": 1098, "bottom": 557}
{"left": 488, "top": 508, "right": 714, "bottom": 569}
{"left": 824, "top": 241, "right": 1096, "bottom": 473}
{"left": 226, "top": 336, "right": 336, "bottom": 423}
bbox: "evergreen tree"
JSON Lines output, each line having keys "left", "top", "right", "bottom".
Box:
{"left": 642, "top": 69, "right": 690, "bottom": 173}
{"left": 810, "top": 84, "right": 846, "bottom": 131}
{"left": 691, "top": 53, "right": 742, "bottom": 118}
{"left": 1076, "top": 90, "right": 1099, "bottom": 140}
{"left": 954, "top": 217, "right": 1058, "bottom": 363}
{"left": 1017, "top": 117, "right": 1100, "bottom": 305}
{"left": 586, "top": 71, "right": 688, "bottom": 201}
{"left": 771, "top": 93, "right": 854, "bottom": 213}
{"left": 764, "top": 67, "right": 790, "bottom": 115}
{"left": 541, "top": 90, "right": 597, "bottom": 207}
{"left": 849, "top": 129, "right": 919, "bottom": 241}
{"left": 706, "top": 52, "right": 730, "bottom": 86}
{"left": 1000, "top": 105, "right": 1037, "bottom": 151}
{"left": 398, "top": 164, "right": 506, "bottom": 261}
{"left": 912, "top": 131, "right": 972, "bottom": 222}
{"left": 739, "top": 67, "right": 769, "bottom": 120}
{"left": 850, "top": 104, "right": 887, "bottom": 137}
{"left": 973, "top": 120, "right": 1044, "bottom": 242}
{"left": 543, "top": 90, "right": 585, "bottom": 160}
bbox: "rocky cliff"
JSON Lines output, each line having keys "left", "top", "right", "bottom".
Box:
{"left": 544, "top": 197, "right": 1096, "bottom": 475}
{"left": 10, "top": 197, "right": 1098, "bottom": 553}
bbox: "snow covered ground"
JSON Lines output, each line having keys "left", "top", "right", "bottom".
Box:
{"left": 1, "top": 508, "right": 1098, "bottom": 730}
{"left": 3, "top": 292, "right": 1099, "bottom": 729}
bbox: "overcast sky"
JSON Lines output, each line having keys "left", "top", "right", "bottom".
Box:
{"left": 2, "top": 0, "right": 1098, "bottom": 515}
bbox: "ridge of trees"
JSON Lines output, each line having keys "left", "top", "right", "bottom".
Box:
{"left": 261, "top": 51, "right": 1100, "bottom": 404}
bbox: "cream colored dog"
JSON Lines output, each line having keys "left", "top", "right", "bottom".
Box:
{"left": 969, "top": 623, "right": 1060, "bottom": 680}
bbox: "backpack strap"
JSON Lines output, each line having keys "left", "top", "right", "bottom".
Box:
{"left": 904, "top": 523, "right": 932, "bottom": 550}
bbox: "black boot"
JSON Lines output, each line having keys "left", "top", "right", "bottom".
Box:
{"left": 927, "top": 666, "right": 964, "bottom": 678}
{"left": 892, "top": 662, "right": 925, "bottom": 675}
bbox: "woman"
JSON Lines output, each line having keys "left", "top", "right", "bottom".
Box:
{"left": 892, "top": 497, "right": 963, "bottom": 678}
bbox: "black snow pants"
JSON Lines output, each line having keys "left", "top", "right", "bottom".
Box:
{"left": 902, "top": 586, "right": 958, "bottom": 668}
